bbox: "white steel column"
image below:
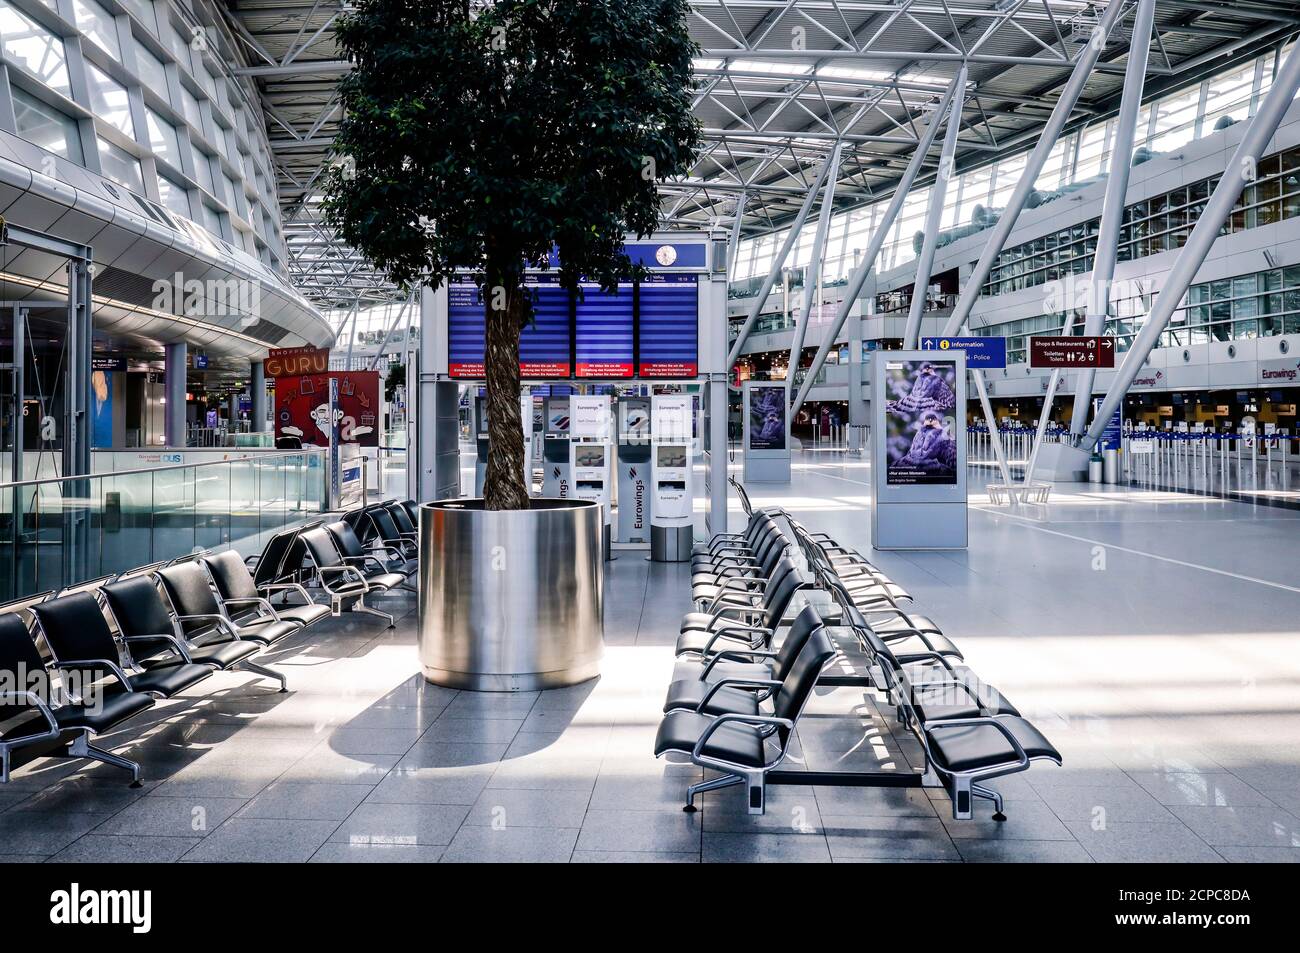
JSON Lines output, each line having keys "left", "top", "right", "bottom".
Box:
{"left": 903, "top": 67, "right": 968, "bottom": 349}
{"left": 790, "top": 73, "right": 963, "bottom": 418}
{"left": 785, "top": 140, "right": 844, "bottom": 402}
{"left": 1069, "top": 0, "right": 1157, "bottom": 439}
{"left": 1085, "top": 39, "right": 1300, "bottom": 450}
{"left": 727, "top": 157, "right": 834, "bottom": 367}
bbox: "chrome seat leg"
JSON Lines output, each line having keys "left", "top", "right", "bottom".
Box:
{"left": 70, "top": 734, "right": 142, "bottom": 787}
{"left": 241, "top": 659, "right": 288, "bottom": 693}
{"left": 353, "top": 598, "right": 395, "bottom": 628}
{"left": 972, "top": 781, "right": 1006, "bottom": 821}
{"left": 684, "top": 773, "right": 742, "bottom": 812}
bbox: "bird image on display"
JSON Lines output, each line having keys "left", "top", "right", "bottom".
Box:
{"left": 896, "top": 410, "right": 957, "bottom": 474}
{"left": 884, "top": 361, "right": 955, "bottom": 415}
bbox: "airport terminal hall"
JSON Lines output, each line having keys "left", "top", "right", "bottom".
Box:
{"left": 1, "top": 0, "right": 1299, "bottom": 911}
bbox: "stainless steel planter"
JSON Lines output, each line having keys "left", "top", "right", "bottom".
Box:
{"left": 418, "top": 498, "right": 604, "bottom": 691}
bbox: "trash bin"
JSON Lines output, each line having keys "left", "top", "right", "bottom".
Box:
{"left": 1088, "top": 451, "right": 1104, "bottom": 482}
{"left": 1103, "top": 447, "right": 1121, "bottom": 483}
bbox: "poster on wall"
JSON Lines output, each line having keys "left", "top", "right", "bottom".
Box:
{"left": 274, "top": 370, "right": 381, "bottom": 447}
{"left": 883, "top": 359, "right": 958, "bottom": 486}
{"left": 91, "top": 369, "right": 113, "bottom": 448}
{"left": 747, "top": 385, "right": 787, "bottom": 451}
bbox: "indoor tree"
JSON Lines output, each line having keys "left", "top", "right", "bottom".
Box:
{"left": 325, "top": 0, "right": 701, "bottom": 509}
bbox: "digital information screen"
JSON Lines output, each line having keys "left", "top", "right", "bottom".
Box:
{"left": 575, "top": 282, "right": 634, "bottom": 378}
{"left": 520, "top": 276, "right": 571, "bottom": 377}
{"left": 638, "top": 275, "right": 698, "bottom": 377}
{"left": 448, "top": 281, "right": 486, "bottom": 378}
{"left": 882, "top": 359, "right": 959, "bottom": 486}
{"left": 448, "top": 278, "right": 573, "bottom": 378}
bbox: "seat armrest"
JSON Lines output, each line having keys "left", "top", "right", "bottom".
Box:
{"left": 692, "top": 713, "right": 795, "bottom": 772}
{"left": 700, "top": 625, "right": 770, "bottom": 656}
{"left": 124, "top": 633, "right": 195, "bottom": 664}
{"left": 174, "top": 613, "right": 242, "bottom": 639}
{"left": 697, "top": 677, "right": 782, "bottom": 710}
{"left": 53, "top": 658, "right": 134, "bottom": 692}
{"left": 0, "top": 690, "right": 59, "bottom": 735}
{"left": 700, "top": 648, "right": 778, "bottom": 678}
{"left": 261, "top": 582, "right": 317, "bottom": 605}
{"left": 923, "top": 717, "right": 1030, "bottom": 774}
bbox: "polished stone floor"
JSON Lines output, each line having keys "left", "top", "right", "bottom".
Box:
{"left": 2, "top": 450, "right": 1299, "bottom": 862}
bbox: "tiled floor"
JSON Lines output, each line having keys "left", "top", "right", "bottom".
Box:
{"left": 3, "top": 449, "right": 1300, "bottom": 862}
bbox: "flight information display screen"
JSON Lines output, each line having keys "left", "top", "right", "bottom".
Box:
{"left": 638, "top": 275, "right": 698, "bottom": 377}
{"left": 519, "top": 276, "right": 571, "bottom": 377}
{"left": 575, "top": 282, "right": 634, "bottom": 378}
{"left": 447, "top": 278, "right": 573, "bottom": 378}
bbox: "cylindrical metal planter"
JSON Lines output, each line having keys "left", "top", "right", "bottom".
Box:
{"left": 418, "top": 498, "right": 604, "bottom": 691}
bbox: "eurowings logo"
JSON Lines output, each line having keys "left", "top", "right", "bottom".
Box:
{"left": 628, "top": 467, "right": 637, "bottom": 479}
{"left": 1261, "top": 360, "right": 1300, "bottom": 382}
{"left": 1132, "top": 370, "right": 1164, "bottom": 387}
{"left": 552, "top": 467, "right": 561, "bottom": 478}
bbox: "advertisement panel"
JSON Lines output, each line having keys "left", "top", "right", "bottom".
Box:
{"left": 882, "top": 359, "right": 959, "bottom": 486}
{"left": 264, "top": 346, "right": 331, "bottom": 378}
{"left": 747, "top": 384, "right": 787, "bottom": 451}
{"left": 274, "top": 370, "right": 381, "bottom": 447}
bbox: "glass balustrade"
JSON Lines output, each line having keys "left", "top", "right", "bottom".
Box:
{"left": 0, "top": 449, "right": 326, "bottom": 602}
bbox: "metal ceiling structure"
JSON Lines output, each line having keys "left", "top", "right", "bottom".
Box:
{"left": 222, "top": 0, "right": 1300, "bottom": 308}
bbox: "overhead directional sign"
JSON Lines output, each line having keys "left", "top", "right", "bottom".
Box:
{"left": 1030, "top": 336, "right": 1115, "bottom": 368}
{"left": 920, "top": 336, "right": 1006, "bottom": 369}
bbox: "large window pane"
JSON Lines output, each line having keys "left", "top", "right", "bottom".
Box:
{"left": 134, "top": 42, "right": 168, "bottom": 98}
{"left": 0, "top": 3, "right": 71, "bottom": 93}
{"left": 191, "top": 146, "right": 213, "bottom": 192}
{"left": 74, "top": 0, "right": 121, "bottom": 61}
{"left": 145, "top": 108, "right": 179, "bottom": 163}
{"left": 98, "top": 136, "right": 143, "bottom": 192}
{"left": 86, "top": 63, "right": 135, "bottom": 137}
{"left": 180, "top": 85, "right": 203, "bottom": 132}
{"left": 156, "top": 173, "right": 190, "bottom": 217}
{"left": 12, "top": 87, "right": 83, "bottom": 162}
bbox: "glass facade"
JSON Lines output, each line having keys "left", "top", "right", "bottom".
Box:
{"left": 730, "top": 43, "right": 1298, "bottom": 290}
{"left": 0, "top": 0, "right": 288, "bottom": 273}
{"left": 982, "top": 147, "right": 1300, "bottom": 296}
{"left": 977, "top": 266, "right": 1300, "bottom": 365}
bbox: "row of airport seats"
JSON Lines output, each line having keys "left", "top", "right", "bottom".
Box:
{"left": 0, "top": 500, "right": 423, "bottom": 789}
{"left": 653, "top": 479, "right": 1061, "bottom": 820}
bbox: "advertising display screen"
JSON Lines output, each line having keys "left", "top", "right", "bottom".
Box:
{"left": 575, "top": 282, "right": 634, "bottom": 378}
{"left": 883, "top": 359, "right": 959, "bottom": 486}
{"left": 638, "top": 276, "right": 698, "bottom": 377}
{"left": 748, "top": 385, "right": 787, "bottom": 451}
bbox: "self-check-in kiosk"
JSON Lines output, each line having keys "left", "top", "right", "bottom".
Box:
{"left": 473, "top": 393, "right": 489, "bottom": 496}
{"left": 650, "top": 442, "right": 692, "bottom": 560}
{"left": 616, "top": 396, "right": 652, "bottom": 544}
{"left": 474, "top": 391, "right": 533, "bottom": 497}
{"left": 541, "top": 396, "right": 572, "bottom": 497}
{"left": 570, "top": 395, "right": 613, "bottom": 557}
{"left": 650, "top": 394, "right": 693, "bottom": 561}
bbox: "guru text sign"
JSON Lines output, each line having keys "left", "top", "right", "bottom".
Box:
{"left": 264, "top": 346, "right": 331, "bottom": 378}
{"left": 921, "top": 336, "right": 1006, "bottom": 369}
{"left": 1029, "top": 336, "right": 1114, "bottom": 368}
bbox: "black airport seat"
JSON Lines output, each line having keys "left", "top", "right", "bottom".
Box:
{"left": 363, "top": 505, "right": 418, "bottom": 562}
{"left": 665, "top": 603, "right": 827, "bottom": 714}
{"left": 675, "top": 557, "right": 811, "bottom": 658}
{"left": 325, "top": 520, "right": 415, "bottom": 584}
{"left": 654, "top": 627, "right": 837, "bottom": 814}
{"left": 157, "top": 562, "right": 299, "bottom": 649}
{"left": 103, "top": 575, "right": 286, "bottom": 693}
{"left": 299, "top": 526, "right": 397, "bottom": 626}
{"left": 0, "top": 614, "right": 153, "bottom": 786}
{"left": 203, "top": 550, "right": 331, "bottom": 629}
{"left": 32, "top": 593, "right": 212, "bottom": 700}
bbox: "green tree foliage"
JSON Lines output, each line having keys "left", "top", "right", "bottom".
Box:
{"left": 325, "top": 0, "right": 701, "bottom": 508}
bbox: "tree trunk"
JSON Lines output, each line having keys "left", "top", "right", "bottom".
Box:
{"left": 483, "top": 278, "right": 530, "bottom": 510}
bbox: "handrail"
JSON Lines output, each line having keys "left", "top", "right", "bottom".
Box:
{"left": 0, "top": 449, "right": 326, "bottom": 492}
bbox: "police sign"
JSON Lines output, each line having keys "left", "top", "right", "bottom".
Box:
{"left": 920, "top": 336, "right": 1007, "bottom": 369}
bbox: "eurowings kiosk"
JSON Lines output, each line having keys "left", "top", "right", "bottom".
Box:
{"left": 870, "top": 350, "right": 968, "bottom": 550}
{"left": 570, "top": 394, "right": 613, "bottom": 556}
{"left": 650, "top": 394, "right": 693, "bottom": 561}
{"left": 541, "top": 395, "right": 571, "bottom": 497}
{"left": 616, "top": 396, "right": 652, "bottom": 544}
